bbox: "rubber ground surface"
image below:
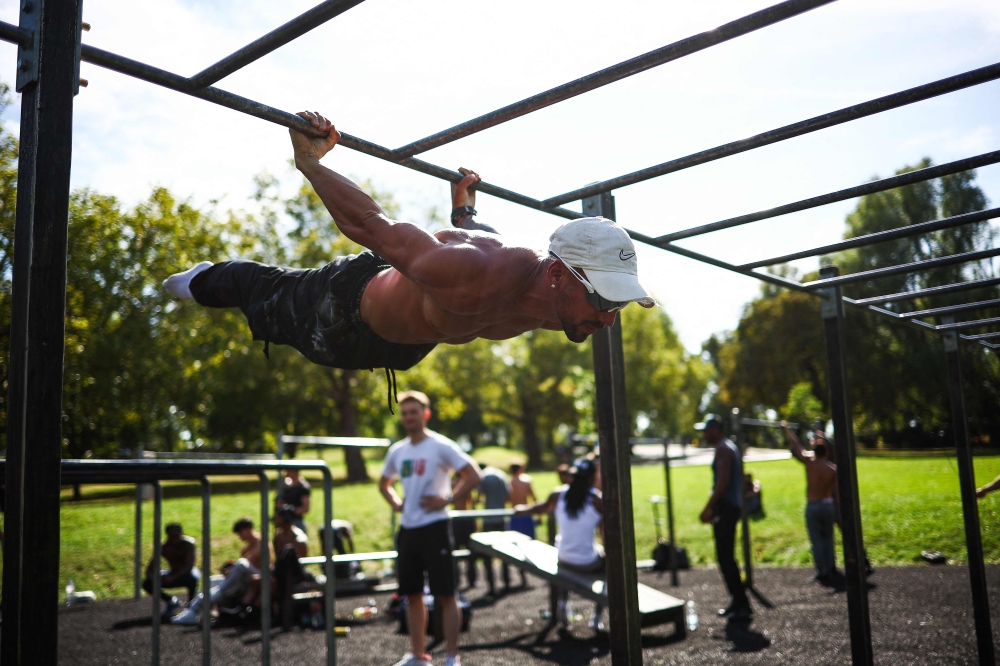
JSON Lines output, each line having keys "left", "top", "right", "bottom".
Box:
{"left": 57, "top": 564, "right": 1000, "bottom": 665}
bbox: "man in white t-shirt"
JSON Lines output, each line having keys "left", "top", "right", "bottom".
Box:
{"left": 380, "top": 391, "right": 482, "bottom": 666}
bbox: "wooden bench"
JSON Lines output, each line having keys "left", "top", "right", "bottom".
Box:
{"left": 468, "top": 531, "right": 685, "bottom": 635}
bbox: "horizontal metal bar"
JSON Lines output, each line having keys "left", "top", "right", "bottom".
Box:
{"left": 737, "top": 207, "right": 1000, "bottom": 270}
{"left": 657, "top": 151, "right": 1000, "bottom": 244}
{"left": 44, "top": 32, "right": 583, "bottom": 222}
{"left": 980, "top": 341, "right": 1000, "bottom": 349}
{"left": 391, "top": 0, "right": 835, "bottom": 158}
{"left": 448, "top": 509, "right": 515, "bottom": 519}
{"left": 903, "top": 298, "right": 1000, "bottom": 319}
{"left": 0, "top": 20, "right": 30, "bottom": 47}
{"left": 187, "top": 0, "right": 365, "bottom": 89}
{"left": 849, "top": 276, "right": 1000, "bottom": 305}
{"left": 935, "top": 316, "right": 1000, "bottom": 331}
{"left": 803, "top": 247, "right": 1000, "bottom": 290}
{"left": 281, "top": 435, "right": 389, "bottom": 447}
{"left": 544, "top": 61, "right": 1000, "bottom": 207}
{"left": 962, "top": 331, "right": 1000, "bottom": 341}
{"left": 740, "top": 418, "right": 799, "bottom": 428}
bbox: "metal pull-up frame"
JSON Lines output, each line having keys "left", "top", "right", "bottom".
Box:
{"left": 1, "top": 0, "right": 997, "bottom": 664}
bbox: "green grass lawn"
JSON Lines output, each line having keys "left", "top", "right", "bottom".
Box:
{"left": 2, "top": 455, "right": 998, "bottom": 601}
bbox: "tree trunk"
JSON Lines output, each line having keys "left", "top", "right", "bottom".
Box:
{"left": 519, "top": 394, "right": 543, "bottom": 469}
{"left": 330, "top": 369, "right": 369, "bottom": 483}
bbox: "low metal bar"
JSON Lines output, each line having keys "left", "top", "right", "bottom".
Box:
{"left": 962, "top": 331, "right": 1000, "bottom": 341}
{"left": 935, "top": 316, "right": 1000, "bottom": 331}
{"left": 740, "top": 418, "right": 800, "bottom": 428}
{"left": 544, "top": 62, "right": 1000, "bottom": 207}
{"left": 818, "top": 267, "right": 874, "bottom": 666}
{"left": 201, "top": 477, "right": 211, "bottom": 666}
{"left": 187, "top": 0, "right": 365, "bottom": 89}
{"left": 903, "top": 299, "right": 1000, "bottom": 319}
{"left": 663, "top": 440, "right": 678, "bottom": 587}
{"left": 737, "top": 207, "right": 1000, "bottom": 270}
{"left": 322, "top": 468, "right": 336, "bottom": 666}
{"left": 941, "top": 319, "right": 996, "bottom": 666}
{"left": 134, "top": 484, "right": 143, "bottom": 600}
{"left": 152, "top": 482, "right": 163, "bottom": 666}
{"left": 391, "top": 0, "right": 835, "bottom": 158}
{"left": 850, "top": 276, "right": 1000, "bottom": 306}
{"left": 802, "top": 246, "right": 1000, "bottom": 290}
{"left": 656, "top": 151, "right": 1000, "bottom": 244}
{"left": 258, "top": 473, "right": 271, "bottom": 666}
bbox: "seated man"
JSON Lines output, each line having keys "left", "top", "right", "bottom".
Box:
{"left": 143, "top": 522, "right": 199, "bottom": 619}
{"left": 163, "top": 112, "right": 654, "bottom": 398}
{"left": 172, "top": 517, "right": 267, "bottom": 625}
{"left": 246, "top": 506, "right": 312, "bottom": 615}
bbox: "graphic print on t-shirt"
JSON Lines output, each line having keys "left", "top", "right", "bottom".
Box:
{"left": 401, "top": 460, "right": 413, "bottom": 478}
{"left": 416, "top": 459, "right": 426, "bottom": 476}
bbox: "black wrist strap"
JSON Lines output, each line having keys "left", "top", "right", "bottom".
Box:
{"left": 451, "top": 206, "right": 477, "bottom": 224}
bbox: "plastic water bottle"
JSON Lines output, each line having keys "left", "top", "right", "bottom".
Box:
{"left": 685, "top": 600, "right": 698, "bottom": 632}
{"left": 65, "top": 578, "right": 76, "bottom": 607}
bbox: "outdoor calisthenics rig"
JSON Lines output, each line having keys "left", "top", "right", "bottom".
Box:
{"left": 1, "top": 0, "right": 998, "bottom": 664}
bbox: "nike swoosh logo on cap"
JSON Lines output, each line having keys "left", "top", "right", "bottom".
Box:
{"left": 619, "top": 250, "right": 636, "bottom": 260}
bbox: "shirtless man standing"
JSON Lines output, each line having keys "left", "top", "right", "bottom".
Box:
{"left": 508, "top": 463, "right": 537, "bottom": 539}
{"left": 782, "top": 423, "right": 839, "bottom": 582}
{"left": 163, "top": 112, "right": 653, "bottom": 399}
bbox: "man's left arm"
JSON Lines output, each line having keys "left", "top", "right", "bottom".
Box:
{"left": 450, "top": 168, "right": 500, "bottom": 235}
{"left": 421, "top": 462, "right": 483, "bottom": 512}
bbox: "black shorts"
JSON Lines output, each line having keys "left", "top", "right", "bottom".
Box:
{"left": 396, "top": 519, "right": 456, "bottom": 597}
{"left": 189, "top": 251, "right": 437, "bottom": 371}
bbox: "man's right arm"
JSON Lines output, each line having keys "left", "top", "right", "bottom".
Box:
{"left": 782, "top": 423, "right": 808, "bottom": 463}
{"left": 379, "top": 475, "right": 404, "bottom": 512}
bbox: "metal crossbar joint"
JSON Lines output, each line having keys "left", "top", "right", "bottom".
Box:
{"left": 15, "top": 0, "right": 40, "bottom": 91}
{"left": 942, "top": 316, "right": 959, "bottom": 352}
{"left": 819, "top": 267, "right": 843, "bottom": 319}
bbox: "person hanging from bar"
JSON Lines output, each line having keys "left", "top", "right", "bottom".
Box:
{"left": 977, "top": 473, "right": 1000, "bottom": 499}
{"left": 162, "top": 112, "right": 654, "bottom": 407}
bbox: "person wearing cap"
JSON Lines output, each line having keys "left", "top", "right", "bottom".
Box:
{"left": 696, "top": 414, "right": 751, "bottom": 621}
{"left": 513, "top": 458, "right": 607, "bottom": 632}
{"left": 163, "top": 111, "right": 654, "bottom": 400}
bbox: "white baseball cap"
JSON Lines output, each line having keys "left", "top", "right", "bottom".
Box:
{"left": 548, "top": 217, "right": 655, "bottom": 308}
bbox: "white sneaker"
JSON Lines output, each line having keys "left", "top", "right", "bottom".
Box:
{"left": 161, "top": 596, "right": 179, "bottom": 620}
{"left": 589, "top": 610, "right": 605, "bottom": 632}
{"left": 163, "top": 261, "right": 213, "bottom": 300}
{"left": 171, "top": 608, "right": 199, "bottom": 625}
{"left": 444, "top": 655, "right": 461, "bottom": 666}
{"left": 390, "top": 653, "right": 431, "bottom": 666}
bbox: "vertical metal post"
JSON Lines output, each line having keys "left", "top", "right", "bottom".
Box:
{"left": 152, "top": 482, "right": 162, "bottom": 666}
{"left": 818, "top": 266, "right": 873, "bottom": 666}
{"left": 941, "top": 317, "right": 995, "bottom": 666}
{"left": 322, "top": 469, "right": 336, "bottom": 666}
{"left": 259, "top": 473, "right": 271, "bottom": 666}
{"left": 663, "top": 440, "right": 678, "bottom": 587}
{"left": 201, "top": 477, "right": 212, "bottom": 666}
{"left": 584, "top": 191, "right": 641, "bottom": 666}
{"left": 1, "top": 0, "right": 79, "bottom": 663}
{"left": 135, "top": 484, "right": 143, "bottom": 600}
{"left": 732, "top": 409, "right": 753, "bottom": 588}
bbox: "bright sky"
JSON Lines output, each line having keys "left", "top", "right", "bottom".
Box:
{"left": 1, "top": 0, "right": 998, "bottom": 352}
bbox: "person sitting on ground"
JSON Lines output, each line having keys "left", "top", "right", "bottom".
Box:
{"left": 143, "top": 522, "right": 199, "bottom": 620}
{"left": 508, "top": 463, "right": 537, "bottom": 539}
{"left": 514, "top": 458, "right": 607, "bottom": 632}
{"left": 276, "top": 468, "right": 311, "bottom": 533}
{"left": 172, "top": 517, "right": 268, "bottom": 625}
{"left": 268, "top": 505, "right": 313, "bottom": 615}
{"left": 783, "top": 423, "right": 838, "bottom": 583}
{"left": 978, "top": 473, "right": 1000, "bottom": 499}
{"left": 320, "top": 518, "right": 357, "bottom": 580}
{"left": 162, "top": 111, "right": 654, "bottom": 405}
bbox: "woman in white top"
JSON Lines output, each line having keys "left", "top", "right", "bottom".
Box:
{"left": 514, "top": 458, "right": 606, "bottom": 631}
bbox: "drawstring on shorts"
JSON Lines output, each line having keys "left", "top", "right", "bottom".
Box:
{"left": 383, "top": 367, "right": 398, "bottom": 414}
